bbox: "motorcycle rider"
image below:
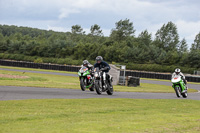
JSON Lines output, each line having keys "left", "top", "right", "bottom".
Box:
{"left": 81, "top": 60, "right": 93, "bottom": 71}
{"left": 172, "top": 68, "right": 188, "bottom": 90}
{"left": 81, "top": 60, "right": 94, "bottom": 83}
{"left": 94, "top": 56, "right": 111, "bottom": 89}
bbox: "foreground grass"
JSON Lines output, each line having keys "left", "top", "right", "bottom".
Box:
{"left": 0, "top": 99, "right": 200, "bottom": 133}
{"left": 0, "top": 69, "right": 197, "bottom": 93}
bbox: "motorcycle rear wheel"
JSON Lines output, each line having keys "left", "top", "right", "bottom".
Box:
{"left": 106, "top": 82, "right": 113, "bottom": 95}
{"left": 89, "top": 84, "right": 95, "bottom": 91}
{"left": 182, "top": 92, "right": 188, "bottom": 98}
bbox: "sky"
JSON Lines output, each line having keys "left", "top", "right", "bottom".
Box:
{"left": 0, "top": 0, "right": 200, "bottom": 47}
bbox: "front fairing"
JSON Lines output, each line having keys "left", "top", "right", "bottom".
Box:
{"left": 78, "top": 66, "right": 90, "bottom": 77}
{"left": 83, "top": 70, "right": 90, "bottom": 76}
{"left": 78, "top": 72, "right": 81, "bottom": 76}
{"left": 172, "top": 76, "right": 186, "bottom": 91}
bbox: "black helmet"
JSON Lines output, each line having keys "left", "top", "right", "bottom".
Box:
{"left": 83, "top": 60, "right": 89, "bottom": 66}
{"left": 96, "top": 56, "right": 103, "bottom": 63}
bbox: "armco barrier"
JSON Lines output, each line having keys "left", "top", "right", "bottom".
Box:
{"left": 0, "top": 59, "right": 81, "bottom": 72}
{"left": 120, "top": 70, "right": 200, "bottom": 83}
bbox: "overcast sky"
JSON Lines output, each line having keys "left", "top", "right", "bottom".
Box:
{"left": 0, "top": 0, "right": 200, "bottom": 47}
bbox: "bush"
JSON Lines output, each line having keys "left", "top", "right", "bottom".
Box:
{"left": 125, "top": 63, "right": 197, "bottom": 74}
{"left": 34, "top": 58, "right": 43, "bottom": 63}
{"left": 0, "top": 53, "right": 199, "bottom": 74}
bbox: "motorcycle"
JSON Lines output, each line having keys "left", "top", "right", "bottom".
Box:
{"left": 78, "top": 66, "right": 94, "bottom": 91}
{"left": 171, "top": 75, "right": 188, "bottom": 98}
{"left": 93, "top": 67, "right": 113, "bottom": 95}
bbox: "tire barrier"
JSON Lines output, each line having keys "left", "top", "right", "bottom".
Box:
{"left": 127, "top": 77, "right": 140, "bottom": 87}
{"left": 0, "top": 59, "right": 81, "bottom": 72}
{"left": 120, "top": 70, "right": 200, "bottom": 83}
{"left": 0, "top": 59, "right": 199, "bottom": 82}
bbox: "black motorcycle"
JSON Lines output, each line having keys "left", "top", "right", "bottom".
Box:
{"left": 93, "top": 67, "right": 113, "bottom": 95}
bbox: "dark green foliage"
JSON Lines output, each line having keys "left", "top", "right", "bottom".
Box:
{"left": 155, "top": 21, "right": 179, "bottom": 52}
{"left": 0, "top": 21, "right": 199, "bottom": 73}
{"left": 125, "top": 63, "right": 196, "bottom": 74}
{"left": 110, "top": 19, "right": 135, "bottom": 42}
{"left": 179, "top": 38, "right": 188, "bottom": 53}
{"left": 191, "top": 32, "right": 200, "bottom": 51}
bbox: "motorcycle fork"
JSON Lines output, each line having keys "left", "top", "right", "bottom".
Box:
{"left": 175, "top": 85, "right": 183, "bottom": 94}
{"left": 180, "top": 81, "right": 186, "bottom": 92}
{"left": 98, "top": 75, "right": 102, "bottom": 88}
{"left": 102, "top": 72, "right": 107, "bottom": 86}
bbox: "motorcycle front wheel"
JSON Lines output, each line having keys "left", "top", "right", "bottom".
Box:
{"left": 95, "top": 81, "right": 102, "bottom": 95}
{"left": 80, "top": 78, "right": 86, "bottom": 91}
{"left": 174, "top": 86, "right": 181, "bottom": 98}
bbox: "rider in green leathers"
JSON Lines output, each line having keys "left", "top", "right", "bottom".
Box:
{"left": 81, "top": 60, "right": 93, "bottom": 71}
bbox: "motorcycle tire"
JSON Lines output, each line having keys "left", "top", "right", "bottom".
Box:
{"left": 106, "top": 82, "right": 113, "bottom": 95}
{"left": 174, "top": 87, "right": 181, "bottom": 98}
{"left": 89, "top": 84, "right": 95, "bottom": 91}
{"left": 80, "top": 78, "right": 86, "bottom": 91}
{"left": 182, "top": 92, "right": 188, "bottom": 98}
{"left": 95, "top": 81, "right": 102, "bottom": 95}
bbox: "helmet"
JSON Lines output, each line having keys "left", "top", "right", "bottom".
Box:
{"left": 96, "top": 56, "right": 103, "bottom": 63}
{"left": 175, "top": 68, "right": 181, "bottom": 75}
{"left": 83, "top": 60, "right": 89, "bottom": 66}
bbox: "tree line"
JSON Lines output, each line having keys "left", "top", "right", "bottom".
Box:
{"left": 0, "top": 19, "right": 200, "bottom": 73}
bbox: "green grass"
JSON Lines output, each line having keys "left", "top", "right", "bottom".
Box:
{"left": 0, "top": 70, "right": 79, "bottom": 89}
{"left": 0, "top": 65, "right": 77, "bottom": 74}
{"left": 1, "top": 65, "right": 199, "bottom": 85}
{"left": 141, "top": 78, "right": 200, "bottom": 85}
{"left": 0, "top": 99, "right": 200, "bottom": 133}
{"left": 0, "top": 69, "right": 197, "bottom": 93}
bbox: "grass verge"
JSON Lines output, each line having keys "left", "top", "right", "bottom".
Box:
{"left": 0, "top": 69, "right": 197, "bottom": 93}
{"left": 0, "top": 99, "right": 200, "bottom": 133}
{"left": 0, "top": 65, "right": 77, "bottom": 74}
{"left": 1, "top": 65, "right": 199, "bottom": 85}
{"left": 141, "top": 78, "right": 200, "bottom": 85}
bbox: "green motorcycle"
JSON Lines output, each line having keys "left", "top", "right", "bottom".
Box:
{"left": 78, "top": 66, "right": 94, "bottom": 91}
{"left": 171, "top": 75, "right": 187, "bottom": 98}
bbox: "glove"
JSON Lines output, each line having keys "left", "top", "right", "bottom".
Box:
{"left": 100, "top": 67, "right": 109, "bottom": 71}
{"left": 100, "top": 68, "right": 105, "bottom": 71}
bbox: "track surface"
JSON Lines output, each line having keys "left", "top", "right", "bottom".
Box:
{"left": 0, "top": 86, "right": 200, "bottom": 100}
{"left": 0, "top": 67, "right": 199, "bottom": 100}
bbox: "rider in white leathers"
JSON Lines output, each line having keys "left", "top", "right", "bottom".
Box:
{"left": 172, "top": 68, "right": 188, "bottom": 89}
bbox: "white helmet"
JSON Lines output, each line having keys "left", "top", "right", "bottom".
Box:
{"left": 175, "top": 68, "right": 181, "bottom": 75}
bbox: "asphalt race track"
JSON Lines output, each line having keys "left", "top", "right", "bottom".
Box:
{"left": 0, "top": 67, "right": 199, "bottom": 100}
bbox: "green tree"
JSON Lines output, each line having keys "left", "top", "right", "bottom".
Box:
{"left": 137, "top": 30, "right": 152, "bottom": 46}
{"left": 90, "top": 24, "right": 103, "bottom": 36}
{"left": 155, "top": 21, "right": 179, "bottom": 52}
{"left": 110, "top": 19, "right": 135, "bottom": 42}
{"left": 0, "top": 33, "right": 7, "bottom": 52}
{"left": 187, "top": 50, "right": 200, "bottom": 68}
{"left": 71, "top": 25, "right": 85, "bottom": 42}
{"left": 71, "top": 25, "right": 85, "bottom": 35}
{"left": 191, "top": 32, "right": 200, "bottom": 51}
{"left": 179, "top": 38, "right": 188, "bottom": 53}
